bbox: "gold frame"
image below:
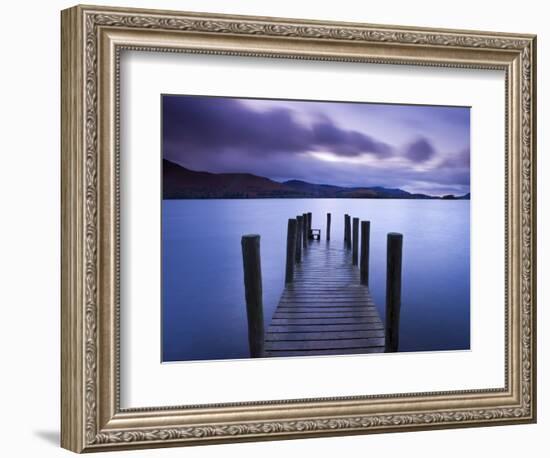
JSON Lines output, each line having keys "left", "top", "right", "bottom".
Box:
{"left": 61, "top": 4, "right": 537, "bottom": 453}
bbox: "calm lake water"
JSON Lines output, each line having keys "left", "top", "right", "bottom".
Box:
{"left": 162, "top": 199, "right": 470, "bottom": 362}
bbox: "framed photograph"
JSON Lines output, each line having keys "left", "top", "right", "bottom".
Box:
{"left": 61, "top": 4, "right": 537, "bottom": 453}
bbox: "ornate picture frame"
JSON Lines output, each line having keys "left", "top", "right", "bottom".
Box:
{"left": 61, "top": 4, "right": 536, "bottom": 453}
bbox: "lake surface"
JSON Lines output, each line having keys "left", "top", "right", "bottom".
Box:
{"left": 162, "top": 199, "right": 470, "bottom": 362}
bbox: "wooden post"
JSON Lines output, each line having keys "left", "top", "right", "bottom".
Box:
{"left": 295, "top": 215, "right": 303, "bottom": 263}
{"left": 307, "top": 212, "right": 312, "bottom": 234}
{"left": 344, "top": 214, "right": 351, "bottom": 249}
{"left": 344, "top": 214, "right": 347, "bottom": 243}
{"left": 285, "top": 218, "right": 297, "bottom": 284}
{"left": 326, "top": 213, "right": 331, "bottom": 240}
{"left": 241, "top": 235, "right": 264, "bottom": 358}
{"left": 352, "top": 218, "right": 359, "bottom": 265}
{"left": 360, "top": 221, "right": 370, "bottom": 285}
{"left": 385, "top": 232, "right": 403, "bottom": 353}
{"left": 302, "top": 213, "right": 307, "bottom": 248}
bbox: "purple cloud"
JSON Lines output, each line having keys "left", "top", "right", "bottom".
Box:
{"left": 163, "top": 96, "right": 393, "bottom": 161}
{"left": 163, "top": 96, "right": 312, "bottom": 155}
{"left": 311, "top": 120, "right": 392, "bottom": 157}
{"left": 404, "top": 138, "right": 437, "bottom": 162}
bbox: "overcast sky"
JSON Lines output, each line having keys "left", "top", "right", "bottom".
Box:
{"left": 162, "top": 95, "right": 470, "bottom": 196}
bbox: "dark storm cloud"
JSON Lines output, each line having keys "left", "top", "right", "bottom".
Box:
{"left": 162, "top": 96, "right": 393, "bottom": 163}
{"left": 404, "top": 138, "right": 437, "bottom": 163}
{"left": 311, "top": 120, "right": 392, "bottom": 157}
{"left": 163, "top": 96, "right": 311, "bottom": 155}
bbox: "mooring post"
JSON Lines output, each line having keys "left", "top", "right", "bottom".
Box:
{"left": 295, "top": 215, "right": 303, "bottom": 263}
{"left": 326, "top": 213, "right": 331, "bottom": 240}
{"left": 344, "top": 214, "right": 351, "bottom": 249}
{"left": 285, "top": 218, "right": 298, "bottom": 284}
{"left": 307, "top": 212, "right": 312, "bottom": 234}
{"left": 241, "top": 234, "right": 264, "bottom": 358}
{"left": 344, "top": 214, "right": 348, "bottom": 243}
{"left": 385, "top": 232, "right": 403, "bottom": 352}
{"left": 302, "top": 213, "right": 307, "bottom": 250}
{"left": 360, "top": 221, "right": 371, "bottom": 285}
{"left": 352, "top": 217, "right": 359, "bottom": 265}
{"left": 302, "top": 213, "right": 307, "bottom": 248}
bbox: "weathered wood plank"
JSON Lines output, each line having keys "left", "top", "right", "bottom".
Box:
{"left": 281, "top": 292, "right": 373, "bottom": 296}
{"left": 276, "top": 304, "right": 378, "bottom": 309}
{"left": 287, "top": 281, "right": 361, "bottom": 285}
{"left": 270, "top": 317, "right": 383, "bottom": 326}
{"left": 264, "top": 347, "right": 385, "bottom": 357}
{"left": 281, "top": 296, "right": 372, "bottom": 300}
{"left": 280, "top": 295, "right": 375, "bottom": 299}
{"left": 279, "top": 302, "right": 375, "bottom": 307}
{"left": 268, "top": 323, "right": 384, "bottom": 332}
{"left": 265, "top": 337, "right": 385, "bottom": 351}
{"left": 264, "top": 237, "right": 385, "bottom": 357}
{"left": 281, "top": 293, "right": 374, "bottom": 297}
{"left": 292, "top": 274, "right": 357, "bottom": 277}
{"left": 278, "top": 302, "right": 375, "bottom": 308}
{"left": 279, "top": 297, "right": 375, "bottom": 302}
{"left": 274, "top": 307, "right": 378, "bottom": 314}
{"left": 273, "top": 312, "right": 380, "bottom": 320}
{"left": 266, "top": 330, "right": 384, "bottom": 341}
{"left": 291, "top": 279, "right": 357, "bottom": 282}
{"left": 276, "top": 306, "right": 378, "bottom": 312}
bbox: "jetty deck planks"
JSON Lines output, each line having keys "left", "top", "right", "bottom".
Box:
{"left": 264, "top": 241, "right": 385, "bottom": 357}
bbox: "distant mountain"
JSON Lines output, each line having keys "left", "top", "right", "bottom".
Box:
{"left": 363, "top": 186, "right": 413, "bottom": 199}
{"left": 163, "top": 159, "right": 297, "bottom": 199}
{"left": 282, "top": 180, "right": 379, "bottom": 198}
{"left": 441, "top": 193, "right": 471, "bottom": 200}
{"left": 283, "top": 180, "right": 342, "bottom": 195}
{"left": 163, "top": 160, "right": 468, "bottom": 200}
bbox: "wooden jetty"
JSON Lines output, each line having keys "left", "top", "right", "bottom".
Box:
{"left": 241, "top": 212, "right": 402, "bottom": 358}
{"left": 264, "top": 240, "right": 385, "bottom": 357}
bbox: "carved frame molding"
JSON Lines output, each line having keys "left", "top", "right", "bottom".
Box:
{"left": 61, "top": 5, "right": 536, "bottom": 453}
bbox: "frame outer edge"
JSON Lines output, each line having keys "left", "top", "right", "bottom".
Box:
{"left": 528, "top": 36, "right": 537, "bottom": 423}
{"left": 61, "top": 4, "right": 537, "bottom": 452}
{"left": 61, "top": 5, "right": 86, "bottom": 453}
